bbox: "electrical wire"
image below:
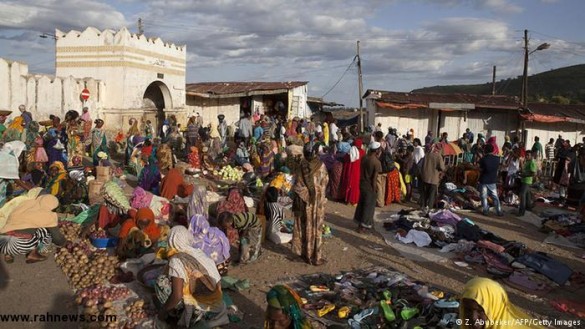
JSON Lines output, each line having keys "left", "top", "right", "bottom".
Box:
{"left": 321, "top": 59, "right": 356, "bottom": 98}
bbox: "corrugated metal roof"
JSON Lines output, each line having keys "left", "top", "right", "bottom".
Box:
{"left": 527, "top": 103, "right": 585, "bottom": 122}
{"left": 185, "top": 81, "right": 308, "bottom": 96}
{"left": 367, "top": 90, "right": 520, "bottom": 109}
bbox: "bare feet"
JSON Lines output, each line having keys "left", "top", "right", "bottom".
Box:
{"left": 312, "top": 259, "right": 327, "bottom": 266}
{"left": 4, "top": 255, "right": 14, "bottom": 263}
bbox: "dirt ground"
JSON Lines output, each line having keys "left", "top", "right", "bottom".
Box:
{"left": 1, "top": 198, "right": 584, "bottom": 329}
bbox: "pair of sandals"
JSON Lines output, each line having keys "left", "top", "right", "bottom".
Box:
{"left": 4, "top": 253, "right": 46, "bottom": 264}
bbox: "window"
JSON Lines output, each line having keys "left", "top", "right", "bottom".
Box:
{"left": 157, "top": 73, "right": 164, "bottom": 79}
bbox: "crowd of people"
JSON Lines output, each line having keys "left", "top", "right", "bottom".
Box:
{"left": 0, "top": 103, "right": 583, "bottom": 328}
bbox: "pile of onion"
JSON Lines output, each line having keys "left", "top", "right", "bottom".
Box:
{"left": 58, "top": 221, "right": 82, "bottom": 241}
{"left": 122, "top": 299, "right": 154, "bottom": 329}
{"left": 55, "top": 244, "right": 120, "bottom": 289}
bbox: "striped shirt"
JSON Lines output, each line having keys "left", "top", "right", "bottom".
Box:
{"left": 233, "top": 212, "right": 261, "bottom": 231}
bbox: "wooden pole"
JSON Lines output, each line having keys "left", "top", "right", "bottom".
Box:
{"left": 357, "top": 41, "right": 364, "bottom": 132}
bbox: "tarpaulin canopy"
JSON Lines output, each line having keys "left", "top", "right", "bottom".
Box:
{"left": 520, "top": 113, "right": 569, "bottom": 123}
{"left": 375, "top": 101, "right": 427, "bottom": 110}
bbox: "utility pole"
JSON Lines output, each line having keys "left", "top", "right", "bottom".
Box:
{"left": 356, "top": 40, "right": 364, "bottom": 133}
{"left": 492, "top": 66, "right": 496, "bottom": 95}
{"left": 138, "top": 18, "right": 144, "bottom": 36}
{"left": 521, "top": 29, "right": 529, "bottom": 108}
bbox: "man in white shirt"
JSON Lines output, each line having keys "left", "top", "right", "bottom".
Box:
{"left": 413, "top": 138, "right": 425, "bottom": 164}
{"left": 329, "top": 121, "right": 339, "bottom": 142}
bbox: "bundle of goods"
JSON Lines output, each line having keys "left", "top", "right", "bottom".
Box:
{"left": 213, "top": 165, "right": 244, "bottom": 182}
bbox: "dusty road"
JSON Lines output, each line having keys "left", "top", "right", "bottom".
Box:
{"left": 1, "top": 200, "right": 584, "bottom": 329}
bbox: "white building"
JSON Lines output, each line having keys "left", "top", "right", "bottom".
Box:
{"left": 0, "top": 27, "right": 186, "bottom": 134}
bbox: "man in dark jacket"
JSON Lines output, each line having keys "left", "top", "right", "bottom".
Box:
{"left": 479, "top": 144, "right": 503, "bottom": 216}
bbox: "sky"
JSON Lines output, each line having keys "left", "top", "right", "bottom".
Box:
{"left": 0, "top": 0, "right": 584, "bottom": 107}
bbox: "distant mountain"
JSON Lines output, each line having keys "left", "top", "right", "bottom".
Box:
{"left": 412, "top": 64, "right": 585, "bottom": 104}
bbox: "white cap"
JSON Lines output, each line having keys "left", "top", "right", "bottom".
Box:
{"left": 369, "top": 141, "right": 381, "bottom": 150}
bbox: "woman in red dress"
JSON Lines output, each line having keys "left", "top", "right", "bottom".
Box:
{"left": 340, "top": 139, "right": 364, "bottom": 205}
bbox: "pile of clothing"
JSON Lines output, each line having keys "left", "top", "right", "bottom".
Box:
{"left": 541, "top": 210, "right": 585, "bottom": 248}
{"left": 383, "top": 208, "right": 582, "bottom": 294}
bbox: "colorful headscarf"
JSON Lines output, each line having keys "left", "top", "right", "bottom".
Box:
{"left": 460, "top": 277, "right": 544, "bottom": 329}
{"left": 264, "top": 285, "right": 312, "bottom": 329}
{"left": 131, "top": 186, "right": 154, "bottom": 210}
{"left": 168, "top": 225, "right": 221, "bottom": 285}
{"left": 119, "top": 207, "right": 161, "bottom": 242}
{"left": 216, "top": 187, "right": 247, "bottom": 215}
{"left": 187, "top": 185, "right": 208, "bottom": 219}
{"left": 188, "top": 214, "right": 231, "bottom": 264}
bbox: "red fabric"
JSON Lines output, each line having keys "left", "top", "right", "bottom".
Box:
{"left": 160, "top": 168, "right": 192, "bottom": 199}
{"left": 385, "top": 169, "right": 401, "bottom": 205}
{"left": 97, "top": 205, "right": 124, "bottom": 229}
{"left": 141, "top": 145, "right": 153, "bottom": 157}
{"left": 340, "top": 148, "right": 364, "bottom": 205}
{"left": 217, "top": 188, "right": 248, "bottom": 215}
{"left": 118, "top": 208, "right": 160, "bottom": 241}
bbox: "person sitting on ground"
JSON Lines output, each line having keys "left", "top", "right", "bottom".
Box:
{"left": 160, "top": 166, "right": 193, "bottom": 201}
{"left": 44, "top": 161, "right": 67, "bottom": 197}
{"left": 264, "top": 186, "right": 292, "bottom": 244}
{"left": 218, "top": 211, "right": 263, "bottom": 264}
{"left": 460, "top": 277, "right": 544, "bottom": 329}
{"left": 138, "top": 155, "right": 162, "bottom": 195}
{"left": 117, "top": 208, "right": 162, "bottom": 259}
{"left": 264, "top": 285, "right": 313, "bottom": 329}
{"left": 0, "top": 194, "right": 65, "bottom": 264}
{"left": 156, "top": 226, "right": 228, "bottom": 328}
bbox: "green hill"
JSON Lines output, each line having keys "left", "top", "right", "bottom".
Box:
{"left": 413, "top": 64, "right": 585, "bottom": 104}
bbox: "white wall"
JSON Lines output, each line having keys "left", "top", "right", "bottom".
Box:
{"left": 525, "top": 121, "right": 585, "bottom": 147}
{"left": 439, "top": 109, "right": 518, "bottom": 144}
{"left": 54, "top": 27, "right": 186, "bottom": 110}
{"left": 0, "top": 58, "right": 105, "bottom": 122}
{"left": 186, "top": 97, "right": 240, "bottom": 127}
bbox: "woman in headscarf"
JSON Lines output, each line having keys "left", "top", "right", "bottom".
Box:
{"left": 45, "top": 161, "right": 67, "bottom": 197}
{"left": 0, "top": 194, "right": 65, "bottom": 263}
{"left": 117, "top": 208, "right": 161, "bottom": 259}
{"left": 216, "top": 187, "right": 248, "bottom": 216}
{"left": 264, "top": 285, "right": 313, "bottom": 329}
{"left": 187, "top": 146, "right": 201, "bottom": 170}
{"left": 138, "top": 155, "right": 161, "bottom": 195}
{"left": 340, "top": 139, "right": 364, "bottom": 205}
{"left": 460, "top": 277, "right": 544, "bottom": 329}
{"left": 292, "top": 142, "right": 328, "bottom": 266}
{"left": 258, "top": 142, "right": 275, "bottom": 177}
{"left": 264, "top": 186, "right": 292, "bottom": 244}
{"left": 80, "top": 107, "right": 92, "bottom": 140}
{"left": 189, "top": 215, "right": 231, "bottom": 275}
{"left": 487, "top": 136, "right": 500, "bottom": 156}
{"left": 187, "top": 185, "right": 209, "bottom": 219}
{"left": 90, "top": 119, "right": 108, "bottom": 165}
{"left": 65, "top": 111, "right": 84, "bottom": 168}
{"left": 156, "top": 143, "right": 174, "bottom": 172}
{"left": 160, "top": 167, "right": 193, "bottom": 200}
{"left": 156, "top": 226, "right": 228, "bottom": 328}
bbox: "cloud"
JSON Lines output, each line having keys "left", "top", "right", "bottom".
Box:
{"left": 420, "top": 0, "right": 523, "bottom": 14}
{"left": 0, "top": 0, "right": 127, "bottom": 32}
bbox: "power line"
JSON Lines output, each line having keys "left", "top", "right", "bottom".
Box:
{"left": 321, "top": 59, "right": 356, "bottom": 98}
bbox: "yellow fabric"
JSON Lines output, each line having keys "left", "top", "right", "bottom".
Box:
{"left": 460, "top": 277, "right": 544, "bottom": 329}
{"left": 0, "top": 187, "right": 43, "bottom": 232}
{"left": 8, "top": 117, "right": 24, "bottom": 132}
{"left": 323, "top": 123, "right": 329, "bottom": 146}
{"left": 0, "top": 194, "right": 59, "bottom": 233}
{"left": 395, "top": 163, "right": 407, "bottom": 197}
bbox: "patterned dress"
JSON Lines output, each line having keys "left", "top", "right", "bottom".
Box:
{"left": 292, "top": 160, "right": 328, "bottom": 265}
